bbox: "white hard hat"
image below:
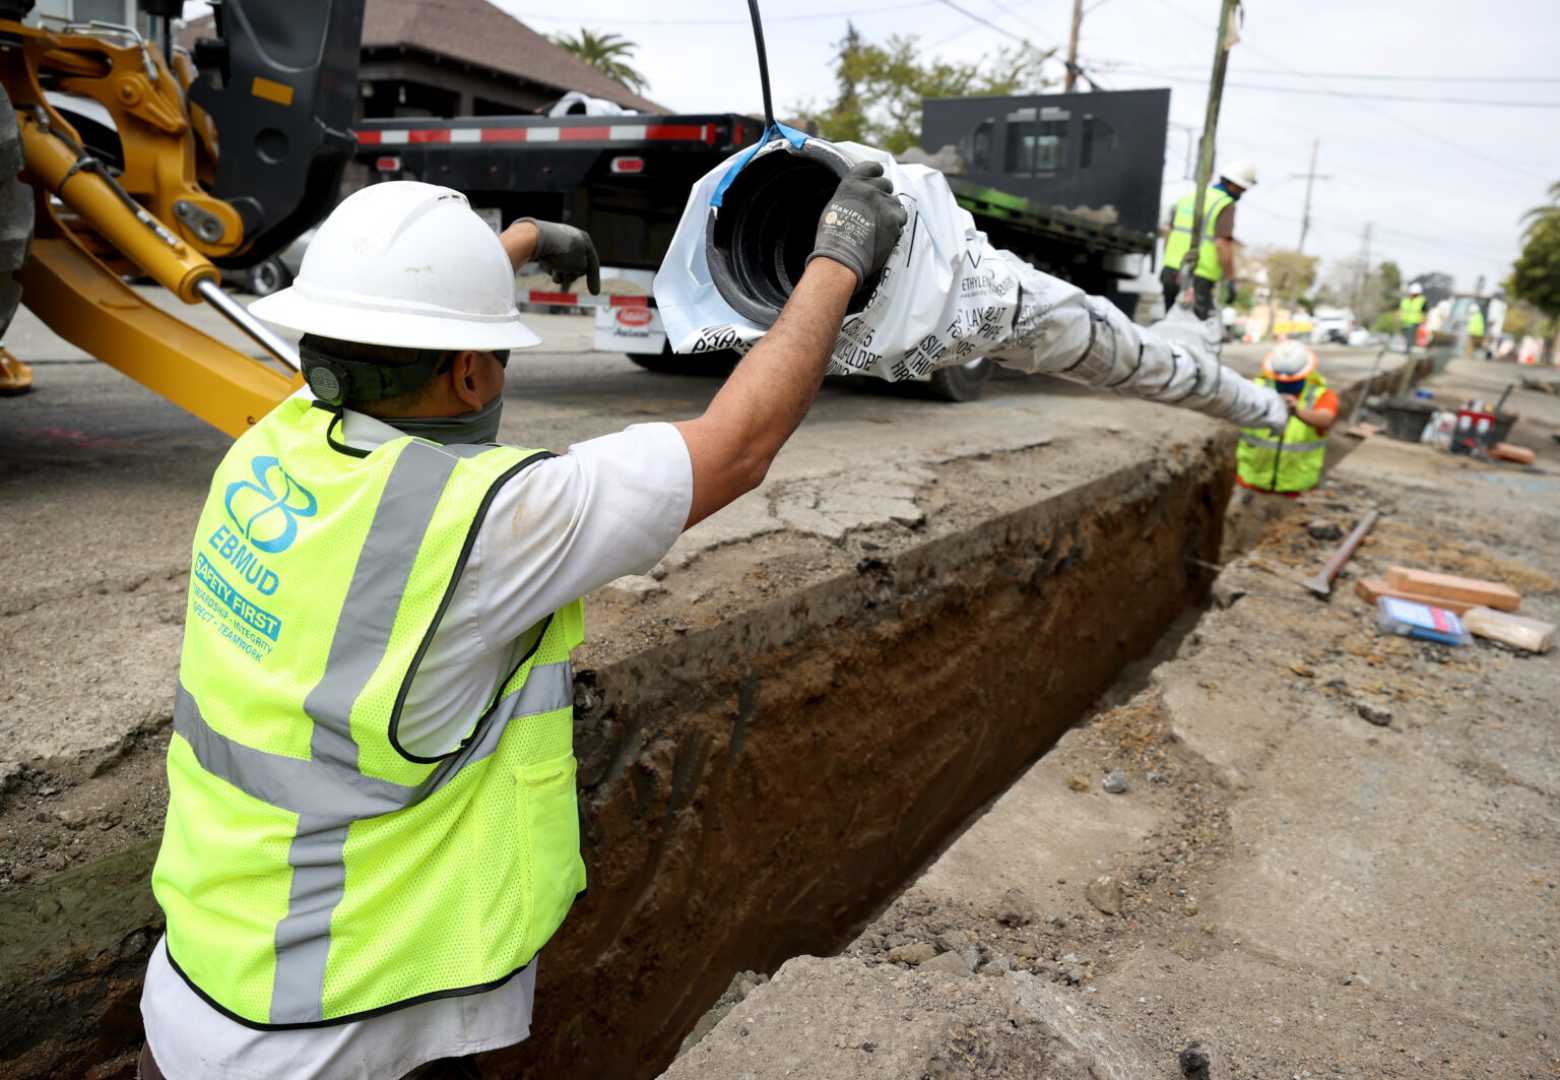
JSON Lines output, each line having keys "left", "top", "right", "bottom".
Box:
{"left": 1409, "top": 282, "right": 1423, "bottom": 295}
{"left": 1219, "top": 159, "right": 1258, "bottom": 189}
{"left": 251, "top": 181, "right": 540, "bottom": 351}
{"left": 1263, "top": 340, "right": 1316, "bottom": 380}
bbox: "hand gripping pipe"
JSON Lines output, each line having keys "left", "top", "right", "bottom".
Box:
{"left": 688, "top": 134, "right": 1286, "bottom": 432}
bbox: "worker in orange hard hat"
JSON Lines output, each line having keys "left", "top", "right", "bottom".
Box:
{"left": 1236, "top": 341, "right": 1339, "bottom": 497}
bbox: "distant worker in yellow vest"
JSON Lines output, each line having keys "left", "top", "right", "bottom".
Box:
{"left": 1236, "top": 341, "right": 1339, "bottom": 498}
{"left": 137, "top": 172, "right": 906, "bottom": 1078}
{"left": 1161, "top": 160, "right": 1258, "bottom": 320}
{"left": 1398, "top": 282, "right": 1426, "bottom": 353}
{"left": 1466, "top": 301, "right": 1486, "bottom": 358}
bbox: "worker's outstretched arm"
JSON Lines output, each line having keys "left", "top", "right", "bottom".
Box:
{"left": 675, "top": 162, "right": 907, "bottom": 529}
{"left": 500, "top": 217, "right": 601, "bottom": 293}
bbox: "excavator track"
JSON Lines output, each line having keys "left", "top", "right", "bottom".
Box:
{"left": 0, "top": 82, "right": 37, "bottom": 382}
{"left": 0, "top": 84, "right": 34, "bottom": 330}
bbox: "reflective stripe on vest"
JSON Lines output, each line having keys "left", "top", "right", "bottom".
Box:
{"left": 1399, "top": 295, "right": 1425, "bottom": 326}
{"left": 1236, "top": 376, "right": 1329, "bottom": 493}
{"left": 153, "top": 399, "right": 587, "bottom": 1028}
{"left": 1163, "top": 188, "right": 1234, "bottom": 282}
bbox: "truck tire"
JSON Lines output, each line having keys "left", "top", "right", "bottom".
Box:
{"left": 627, "top": 344, "right": 740, "bottom": 377}
{"left": 0, "top": 83, "right": 35, "bottom": 347}
{"left": 928, "top": 357, "right": 994, "bottom": 402}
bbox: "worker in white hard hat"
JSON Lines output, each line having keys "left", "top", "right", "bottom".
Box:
{"left": 138, "top": 173, "right": 906, "bottom": 1080}
{"left": 1161, "top": 159, "right": 1258, "bottom": 321}
{"left": 1236, "top": 340, "right": 1339, "bottom": 497}
{"left": 1398, "top": 281, "right": 1427, "bottom": 353}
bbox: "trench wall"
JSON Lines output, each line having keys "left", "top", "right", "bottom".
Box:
{"left": 506, "top": 434, "right": 1234, "bottom": 1078}
{"left": 0, "top": 430, "right": 1233, "bottom": 1080}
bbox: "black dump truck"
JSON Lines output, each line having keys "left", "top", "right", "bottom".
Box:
{"left": 348, "top": 89, "right": 1168, "bottom": 401}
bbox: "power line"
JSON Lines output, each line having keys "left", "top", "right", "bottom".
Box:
{"left": 1095, "top": 59, "right": 1560, "bottom": 85}
{"left": 504, "top": 2, "right": 939, "bottom": 25}
{"left": 1242, "top": 202, "right": 1513, "bottom": 267}
{"left": 934, "top": 0, "right": 1108, "bottom": 90}
{"left": 1144, "top": 0, "right": 1555, "bottom": 185}
{"left": 1123, "top": 71, "right": 1560, "bottom": 110}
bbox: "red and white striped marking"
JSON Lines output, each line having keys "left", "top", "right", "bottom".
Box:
{"left": 519, "top": 291, "right": 655, "bottom": 310}
{"left": 357, "top": 123, "right": 717, "bottom": 147}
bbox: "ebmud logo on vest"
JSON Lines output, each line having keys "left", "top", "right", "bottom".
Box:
{"left": 191, "top": 457, "right": 315, "bottom": 662}
{"left": 225, "top": 456, "right": 317, "bottom": 553}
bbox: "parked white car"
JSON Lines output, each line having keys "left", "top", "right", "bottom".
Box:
{"left": 1309, "top": 306, "right": 1356, "bottom": 345}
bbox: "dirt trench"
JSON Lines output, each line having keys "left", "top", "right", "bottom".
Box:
{"left": 501, "top": 440, "right": 1234, "bottom": 1079}
{"left": 0, "top": 431, "right": 1233, "bottom": 1080}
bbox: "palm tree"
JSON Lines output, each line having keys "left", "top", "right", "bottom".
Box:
{"left": 1522, "top": 180, "right": 1560, "bottom": 238}
{"left": 553, "top": 29, "right": 649, "bottom": 95}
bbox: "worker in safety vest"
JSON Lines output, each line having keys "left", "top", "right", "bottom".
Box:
{"left": 1466, "top": 301, "right": 1486, "bottom": 358}
{"left": 137, "top": 172, "right": 906, "bottom": 1079}
{"left": 1236, "top": 341, "right": 1339, "bottom": 497}
{"left": 1161, "top": 160, "right": 1258, "bottom": 320}
{"left": 1398, "top": 282, "right": 1426, "bottom": 353}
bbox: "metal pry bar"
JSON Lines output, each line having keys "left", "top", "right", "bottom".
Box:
{"left": 1301, "top": 508, "right": 1380, "bottom": 598}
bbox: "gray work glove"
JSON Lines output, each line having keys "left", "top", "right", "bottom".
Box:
{"left": 805, "top": 162, "right": 908, "bottom": 287}
{"left": 1221, "top": 280, "right": 1238, "bottom": 306}
{"left": 519, "top": 218, "right": 601, "bottom": 294}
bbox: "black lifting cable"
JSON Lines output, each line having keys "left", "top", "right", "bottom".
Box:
{"left": 746, "top": 0, "right": 777, "bottom": 131}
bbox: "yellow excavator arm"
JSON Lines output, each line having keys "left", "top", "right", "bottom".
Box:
{"left": 0, "top": 2, "right": 364, "bottom": 434}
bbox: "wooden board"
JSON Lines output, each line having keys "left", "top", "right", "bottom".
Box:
{"left": 1355, "top": 577, "right": 1474, "bottom": 615}
{"left": 1383, "top": 566, "right": 1520, "bottom": 612}
{"left": 1462, "top": 606, "right": 1555, "bottom": 653}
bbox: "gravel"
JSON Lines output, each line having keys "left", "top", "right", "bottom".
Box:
{"left": 1356, "top": 702, "right": 1393, "bottom": 727}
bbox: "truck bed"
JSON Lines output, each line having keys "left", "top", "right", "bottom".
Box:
{"left": 355, "top": 113, "right": 758, "bottom": 271}
{"left": 353, "top": 114, "right": 1152, "bottom": 296}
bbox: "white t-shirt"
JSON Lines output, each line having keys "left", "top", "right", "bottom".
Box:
{"left": 141, "top": 410, "right": 693, "bottom": 1079}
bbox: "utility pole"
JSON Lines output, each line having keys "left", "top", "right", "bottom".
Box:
{"left": 1064, "top": 0, "right": 1084, "bottom": 92}
{"left": 1180, "top": 0, "right": 1242, "bottom": 288}
{"left": 1292, "top": 138, "right": 1331, "bottom": 254}
{"left": 1168, "top": 122, "right": 1199, "bottom": 180}
{"left": 1352, "top": 222, "right": 1372, "bottom": 315}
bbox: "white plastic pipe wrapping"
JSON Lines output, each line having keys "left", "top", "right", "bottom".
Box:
{"left": 654, "top": 135, "right": 1288, "bottom": 432}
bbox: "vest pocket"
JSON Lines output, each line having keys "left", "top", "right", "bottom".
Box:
{"left": 518, "top": 752, "right": 584, "bottom": 956}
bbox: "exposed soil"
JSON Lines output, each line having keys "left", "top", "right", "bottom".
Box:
{"left": 765, "top": 468, "right": 1560, "bottom": 1080}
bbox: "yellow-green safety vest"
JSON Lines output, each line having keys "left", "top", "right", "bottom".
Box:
{"left": 153, "top": 397, "right": 586, "bottom": 1028}
{"left": 1399, "top": 295, "right": 1425, "bottom": 327}
{"left": 1163, "top": 187, "right": 1235, "bottom": 283}
{"left": 1237, "top": 375, "right": 1330, "bottom": 494}
{"left": 1467, "top": 306, "right": 1485, "bottom": 336}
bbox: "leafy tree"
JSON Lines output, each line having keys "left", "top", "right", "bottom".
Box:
{"left": 1257, "top": 247, "right": 1318, "bottom": 304}
{"left": 1318, "top": 256, "right": 1401, "bottom": 325}
{"left": 1511, "top": 193, "right": 1560, "bottom": 319}
{"left": 1375, "top": 259, "right": 1402, "bottom": 303}
{"left": 794, "top": 25, "right": 1054, "bottom": 153}
{"left": 1523, "top": 180, "right": 1560, "bottom": 231}
{"left": 553, "top": 29, "right": 649, "bottom": 95}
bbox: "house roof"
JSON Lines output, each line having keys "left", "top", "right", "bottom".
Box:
{"left": 180, "top": 0, "right": 666, "bottom": 115}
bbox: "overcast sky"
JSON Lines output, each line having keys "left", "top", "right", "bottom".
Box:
{"left": 484, "top": 0, "right": 1560, "bottom": 295}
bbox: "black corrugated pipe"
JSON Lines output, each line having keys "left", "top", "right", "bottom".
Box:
{"left": 704, "top": 139, "right": 884, "bottom": 328}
